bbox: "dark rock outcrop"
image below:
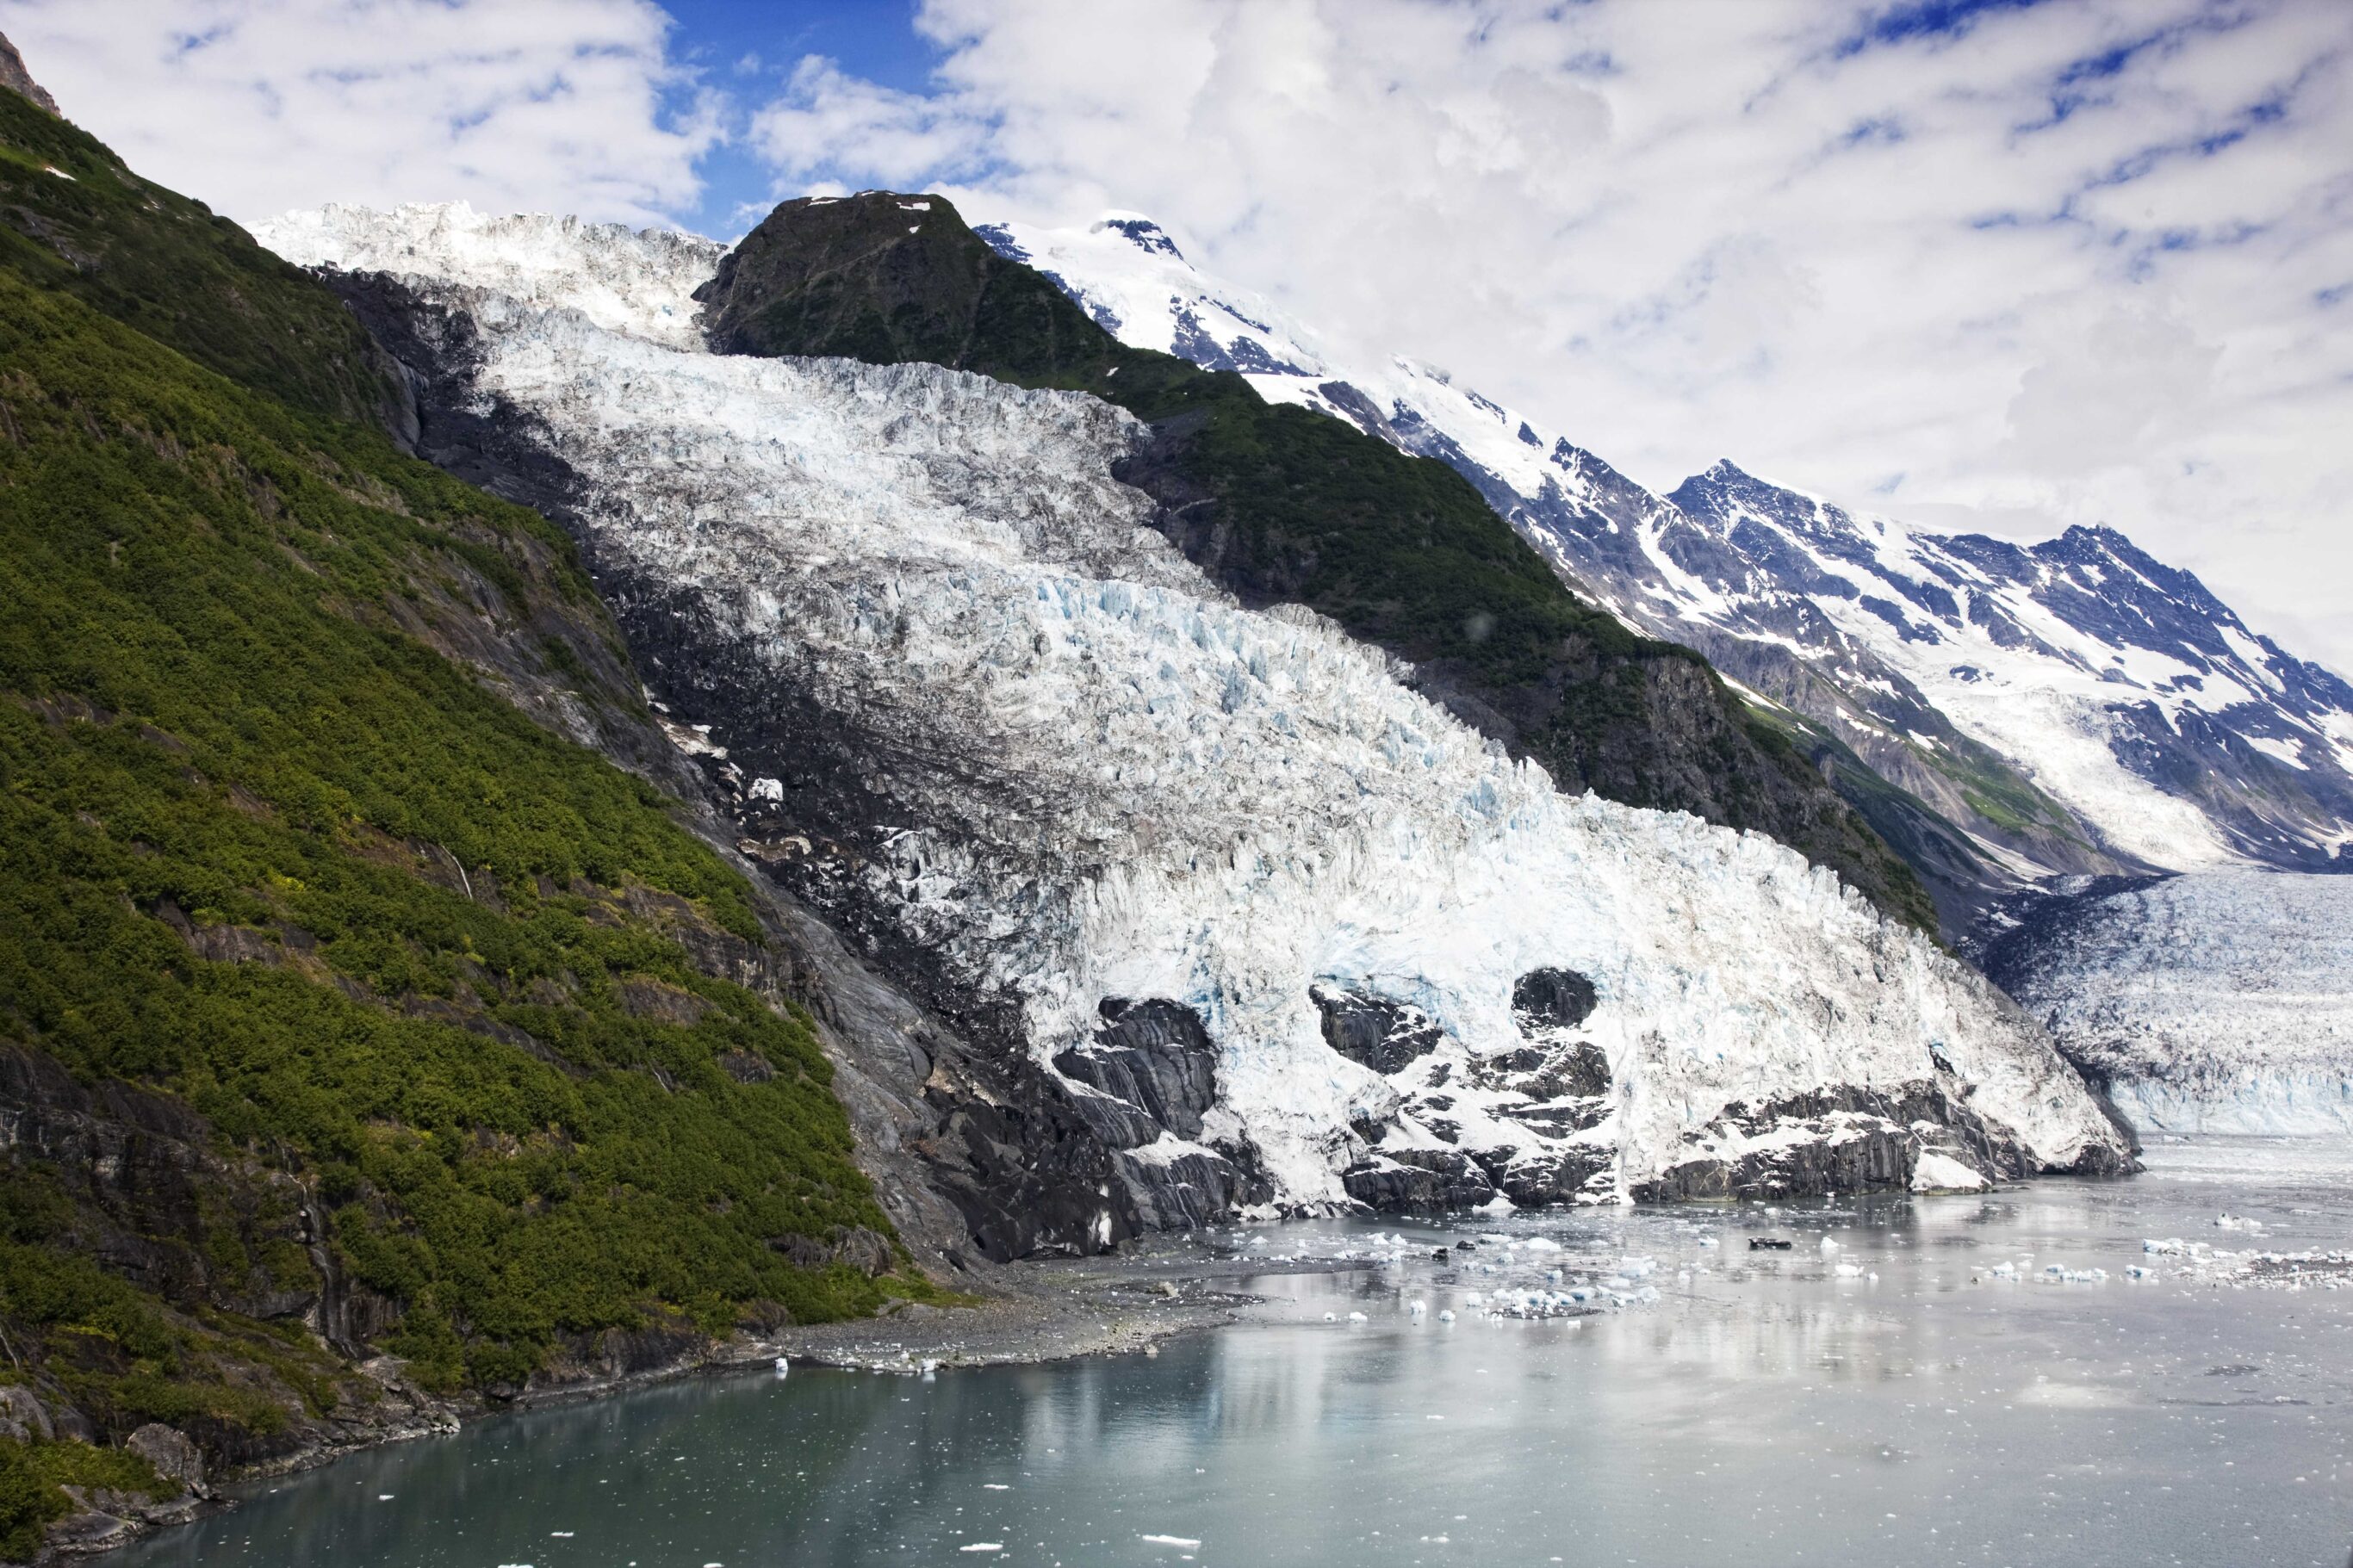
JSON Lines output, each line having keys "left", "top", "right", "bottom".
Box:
{"left": 1512, "top": 966, "right": 1599, "bottom": 1032}
{"left": 1313, "top": 985, "right": 1445, "bottom": 1074}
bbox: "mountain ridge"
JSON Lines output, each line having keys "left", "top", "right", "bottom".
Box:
{"left": 982, "top": 210, "right": 2353, "bottom": 940}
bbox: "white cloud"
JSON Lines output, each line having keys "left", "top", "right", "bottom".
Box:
{"left": 0, "top": 0, "right": 714, "bottom": 224}
{"left": 748, "top": 0, "right": 2353, "bottom": 673}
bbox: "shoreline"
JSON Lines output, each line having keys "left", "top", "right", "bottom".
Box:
{"left": 48, "top": 1237, "right": 1369, "bottom": 1562}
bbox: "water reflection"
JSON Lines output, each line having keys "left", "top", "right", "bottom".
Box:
{"left": 120, "top": 1139, "right": 2353, "bottom": 1568}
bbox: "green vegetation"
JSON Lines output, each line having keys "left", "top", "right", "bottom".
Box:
{"left": 0, "top": 88, "right": 395, "bottom": 427}
{"left": 0, "top": 1436, "right": 169, "bottom": 1563}
{"left": 699, "top": 191, "right": 1936, "bottom": 929}
{"left": 0, "top": 89, "right": 915, "bottom": 1507}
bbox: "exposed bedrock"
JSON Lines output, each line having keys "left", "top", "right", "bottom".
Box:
{"left": 1630, "top": 1081, "right": 2133, "bottom": 1203}
{"left": 1313, "top": 985, "right": 1447, "bottom": 1074}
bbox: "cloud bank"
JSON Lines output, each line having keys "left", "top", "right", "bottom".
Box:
{"left": 0, "top": 0, "right": 715, "bottom": 222}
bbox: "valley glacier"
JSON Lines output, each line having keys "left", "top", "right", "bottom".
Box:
{"left": 260, "top": 202, "right": 2125, "bottom": 1231}
{"left": 1993, "top": 871, "right": 2353, "bottom": 1135}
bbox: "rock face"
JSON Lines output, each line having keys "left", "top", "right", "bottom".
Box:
{"left": 0, "top": 31, "right": 58, "bottom": 115}
{"left": 258, "top": 201, "right": 2131, "bottom": 1239}
{"left": 978, "top": 211, "right": 2353, "bottom": 943}
{"left": 1987, "top": 870, "right": 2353, "bottom": 1135}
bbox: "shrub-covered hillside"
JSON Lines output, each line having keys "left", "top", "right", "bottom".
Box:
{"left": 0, "top": 63, "right": 910, "bottom": 1554}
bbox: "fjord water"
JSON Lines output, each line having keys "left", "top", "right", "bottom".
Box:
{"left": 122, "top": 1142, "right": 2350, "bottom": 1568}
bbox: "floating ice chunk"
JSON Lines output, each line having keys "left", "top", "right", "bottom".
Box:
{"left": 1835, "top": 1263, "right": 1864, "bottom": 1278}
{"left": 1321, "top": 1311, "right": 1337, "bottom": 1322}
{"left": 1523, "top": 1237, "right": 1562, "bottom": 1253}
{"left": 773, "top": 1355, "right": 789, "bottom": 1375}
{"left": 2126, "top": 1265, "right": 2156, "bottom": 1280}
{"left": 1698, "top": 1236, "right": 1719, "bottom": 1249}
{"left": 1407, "top": 1298, "right": 1427, "bottom": 1317}
{"left": 1463, "top": 1292, "right": 1483, "bottom": 1306}
{"left": 959, "top": 1546, "right": 1003, "bottom": 1554}
{"left": 1821, "top": 1237, "right": 1841, "bottom": 1254}
{"left": 1347, "top": 1311, "right": 1368, "bottom": 1323}
{"left": 1437, "top": 1309, "right": 1456, "bottom": 1323}
{"left": 1141, "top": 1536, "right": 1203, "bottom": 1549}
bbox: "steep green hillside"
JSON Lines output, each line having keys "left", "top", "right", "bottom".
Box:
{"left": 0, "top": 69, "right": 910, "bottom": 1546}
{"left": 0, "top": 87, "right": 397, "bottom": 429}
{"left": 698, "top": 192, "right": 1934, "bottom": 933}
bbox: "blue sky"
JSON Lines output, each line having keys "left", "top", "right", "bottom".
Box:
{"left": 3, "top": 0, "right": 2349, "bottom": 669}
{"left": 661, "top": 1, "right": 938, "bottom": 234}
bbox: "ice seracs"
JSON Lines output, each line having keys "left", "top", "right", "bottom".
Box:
{"left": 255, "top": 201, "right": 2126, "bottom": 1231}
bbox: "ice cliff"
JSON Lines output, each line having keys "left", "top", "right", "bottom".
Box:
{"left": 1990, "top": 871, "right": 2353, "bottom": 1135}
{"left": 259, "top": 202, "right": 2128, "bottom": 1238}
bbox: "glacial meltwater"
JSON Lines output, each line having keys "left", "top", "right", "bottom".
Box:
{"left": 117, "top": 1140, "right": 2350, "bottom": 1568}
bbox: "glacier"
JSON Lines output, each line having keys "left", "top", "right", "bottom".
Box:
{"left": 980, "top": 212, "right": 2353, "bottom": 927}
{"left": 1991, "top": 871, "right": 2353, "bottom": 1135}
{"left": 258, "top": 201, "right": 2126, "bottom": 1231}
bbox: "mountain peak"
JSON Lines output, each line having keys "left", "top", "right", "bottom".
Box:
{"left": 1089, "top": 213, "right": 1184, "bottom": 261}
{"left": 0, "top": 30, "right": 59, "bottom": 115}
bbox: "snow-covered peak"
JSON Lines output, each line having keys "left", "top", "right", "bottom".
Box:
{"left": 983, "top": 207, "right": 2353, "bottom": 919}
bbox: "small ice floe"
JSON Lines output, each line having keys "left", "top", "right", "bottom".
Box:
{"left": 1820, "top": 1237, "right": 1841, "bottom": 1255}
{"left": 921, "top": 1359, "right": 940, "bottom": 1379}
{"left": 2127, "top": 1266, "right": 2156, "bottom": 1280}
{"left": 1463, "top": 1292, "right": 1483, "bottom": 1307}
{"left": 959, "top": 1545, "right": 1003, "bottom": 1553}
{"left": 1321, "top": 1311, "right": 1337, "bottom": 1323}
{"left": 1698, "top": 1236, "right": 1719, "bottom": 1249}
{"left": 1437, "top": 1309, "right": 1456, "bottom": 1323}
{"left": 1835, "top": 1263, "right": 1864, "bottom": 1279}
{"left": 773, "top": 1355, "right": 789, "bottom": 1376}
{"left": 1347, "top": 1311, "right": 1369, "bottom": 1323}
{"left": 2039, "top": 1264, "right": 2109, "bottom": 1284}
{"left": 1140, "top": 1535, "right": 1203, "bottom": 1549}
{"left": 984, "top": 1484, "right": 1010, "bottom": 1491}
{"left": 1523, "top": 1237, "right": 1561, "bottom": 1253}
{"left": 550, "top": 1532, "right": 574, "bottom": 1538}
{"left": 376, "top": 1493, "right": 394, "bottom": 1501}
{"left": 1407, "top": 1298, "right": 1428, "bottom": 1317}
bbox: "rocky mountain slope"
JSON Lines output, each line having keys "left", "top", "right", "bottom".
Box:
{"left": 0, "top": 61, "right": 977, "bottom": 1560}
{"left": 262, "top": 196, "right": 2128, "bottom": 1252}
{"left": 1988, "top": 871, "right": 2353, "bottom": 1135}
{"left": 983, "top": 214, "right": 2353, "bottom": 939}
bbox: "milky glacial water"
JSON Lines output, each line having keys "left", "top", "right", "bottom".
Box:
{"left": 119, "top": 1139, "right": 2353, "bottom": 1568}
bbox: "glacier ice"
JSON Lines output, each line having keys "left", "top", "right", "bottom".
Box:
{"left": 1996, "top": 870, "right": 2353, "bottom": 1134}
{"left": 257, "top": 202, "right": 2125, "bottom": 1217}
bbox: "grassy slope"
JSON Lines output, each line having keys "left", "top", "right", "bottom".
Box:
{"left": 698, "top": 193, "right": 1935, "bottom": 933}
{"left": 0, "top": 85, "right": 905, "bottom": 1546}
